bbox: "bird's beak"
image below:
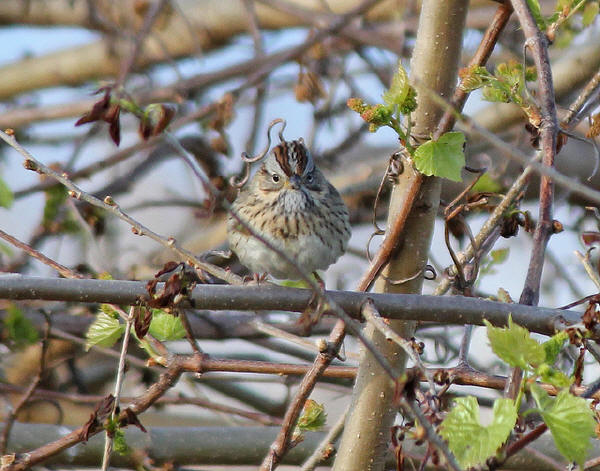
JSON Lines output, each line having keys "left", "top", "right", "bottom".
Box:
{"left": 289, "top": 174, "right": 302, "bottom": 190}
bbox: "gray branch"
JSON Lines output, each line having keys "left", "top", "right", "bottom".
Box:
{"left": 0, "top": 275, "right": 583, "bottom": 336}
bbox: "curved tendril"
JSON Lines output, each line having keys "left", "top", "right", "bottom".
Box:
{"left": 366, "top": 229, "right": 385, "bottom": 263}
{"left": 241, "top": 118, "right": 287, "bottom": 164}
{"left": 230, "top": 119, "right": 287, "bottom": 188}
{"left": 229, "top": 162, "right": 251, "bottom": 189}
{"left": 379, "top": 266, "right": 424, "bottom": 286}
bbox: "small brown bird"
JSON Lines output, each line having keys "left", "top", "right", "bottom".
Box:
{"left": 227, "top": 139, "right": 351, "bottom": 279}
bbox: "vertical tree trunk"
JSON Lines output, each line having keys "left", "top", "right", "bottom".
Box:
{"left": 332, "top": 2, "right": 469, "bottom": 470}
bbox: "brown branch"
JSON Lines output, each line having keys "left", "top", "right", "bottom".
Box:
{"left": 510, "top": 0, "right": 559, "bottom": 307}
{"left": 0, "top": 384, "right": 282, "bottom": 426}
{"left": 505, "top": 0, "right": 560, "bottom": 405}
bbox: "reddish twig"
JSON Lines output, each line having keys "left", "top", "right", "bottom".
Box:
{"left": 511, "top": 0, "right": 559, "bottom": 307}
{"left": 505, "top": 0, "right": 560, "bottom": 405}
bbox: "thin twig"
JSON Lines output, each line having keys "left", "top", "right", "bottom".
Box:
{"left": 0, "top": 229, "right": 83, "bottom": 279}
{"left": 1, "top": 129, "right": 243, "bottom": 285}
{"left": 101, "top": 307, "right": 135, "bottom": 471}
{"left": 575, "top": 250, "right": 600, "bottom": 291}
{"left": 0, "top": 383, "right": 282, "bottom": 426}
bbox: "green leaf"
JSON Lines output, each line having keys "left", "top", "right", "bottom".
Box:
{"left": 484, "top": 316, "right": 546, "bottom": 369}
{"left": 482, "top": 86, "right": 511, "bottom": 103}
{"left": 413, "top": 132, "right": 465, "bottom": 182}
{"left": 148, "top": 310, "right": 185, "bottom": 341}
{"left": 542, "top": 331, "right": 568, "bottom": 364}
{"left": 85, "top": 311, "right": 124, "bottom": 351}
{"left": 526, "top": 0, "right": 547, "bottom": 29}
{"left": 440, "top": 397, "right": 517, "bottom": 468}
{"left": 530, "top": 384, "right": 596, "bottom": 466}
{"left": 471, "top": 173, "right": 502, "bottom": 193}
{"left": 490, "top": 248, "right": 509, "bottom": 264}
{"left": 583, "top": 1, "right": 599, "bottom": 26}
{"left": 4, "top": 305, "right": 38, "bottom": 347}
{"left": 536, "top": 364, "right": 573, "bottom": 389}
{"left": 297, "top": 399, "right": 327, "bottom": 432}
{"left": 0, "top": 242, "right": 13, "bottom": 256}
{"left": 113, "top": 427, "right": 130, "bottom": 455}
{"left": 382, "top": 62, "right": 410, "bottom": 108}
{"left": 0, "top": 176, "right": 13, "bottom": 208}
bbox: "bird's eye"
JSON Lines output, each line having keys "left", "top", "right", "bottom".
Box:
{"left": 271, "top": 173, "right": 280, "bottom": 183}
{"left": 306, "top": 174, "right": 314, "bottom": 183}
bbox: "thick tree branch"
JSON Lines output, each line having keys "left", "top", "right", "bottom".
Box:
{"left": 0, "top": 275, "right": 582, "bottom": 336}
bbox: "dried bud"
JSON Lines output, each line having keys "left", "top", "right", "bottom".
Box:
{"left": 139, "top": 103, "right": 176, "bottom": 140}
{"left": 131, "top": 227, "right": 141, "bottom": 235}
{"left": 294, "top": 71, "right": 326, "bottom": 104}
{"left": 210, "top": 135, "right": 229, "bottom": 155}
{"left": 104, "top": 195, "right": 116, "bottom": 206}
{"left": 167, "top": 237, "right": 176, "bottom": 246}
{"left": 23, "top": 159, "right": 38, "bottom": 171}
{"left": 4, "top": 128, "right": 14, "bottom": 136}
{"left": 587, "top": 112, "right": 600, "bottom": 139}
{"left": 552, "top": 219, "right": 564, "bottom": 233}
{"left": 208, "top": 93, "right": 235, "bottom": 131}
{"left": 316, "top": 338, "right": 328, "bottom": 353}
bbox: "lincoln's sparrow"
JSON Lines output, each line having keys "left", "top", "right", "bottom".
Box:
{"left": 227, "top": 139, "right": 351, "bottom": 279}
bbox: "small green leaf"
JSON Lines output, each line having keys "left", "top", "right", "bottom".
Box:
{"left": 536, "top": 364, "right": 573, "bottom": 389}
{"left": 490, "top": 248, "right": 509, "bottom": 264}
{"left": 526, "top": 0, "right": 546, "bottom": 29}
{"left": 113, "top": 427, "right": 130, "bottom": 455}
{"left": 583, "top": 1, "right": 599, "bottom": 26}
{"left": 297, "top": 399, "right": 327, "bottom": 432}
{"left": 542, "top": 331, "right": 568, "bottom": 364}
{"left": 459, "top": 65, "right": 492, "bottom": 92}
{"left": 471, "top": 173, "right": 502, "bottom": 193}
{"left": 484, "top": 316, "right": 546, "bottom": 369}
{"left": 482, "top": 86, "right": 511, "bottom": 103}
{"left": 0, "top": 242, "right": 13, "bottom": 256}
{"left": 440, "top": 397, "right": 517, "bottom": 468}
{"left": 413, "top": 132, "right": 465, "bottom": 182}
{"left": 382, "top": 62, "right": 410, "bottom": 108}
{"left": 85, "top": 311, "right": 124, "bottom": 351}
{"left": 148, "top": 310, "right": 185, "bottom": 341}
{"left": 0, "top": 176, "right": 13, "bottom": 208}
{"left": 4, "top": 305, "right": 38, "bottom": 347}
{"left": 530, "top": 384, "right": 595, "bottom": 466}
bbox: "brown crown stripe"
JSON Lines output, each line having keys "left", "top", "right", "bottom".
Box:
{"left": 273, "top": 140, "right": 308, "bottom": 177}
